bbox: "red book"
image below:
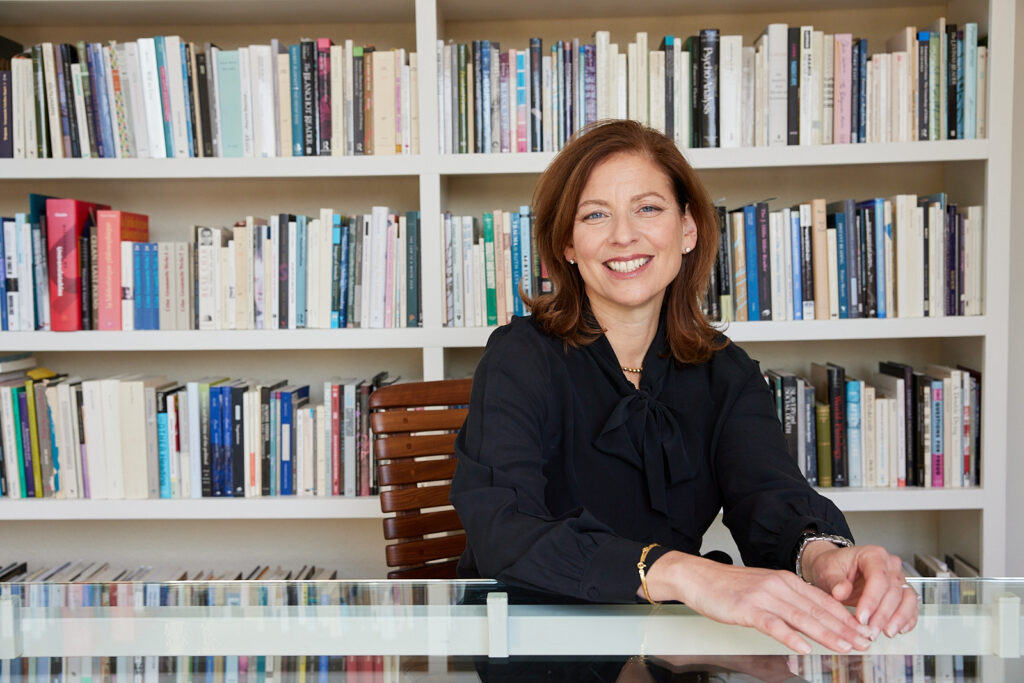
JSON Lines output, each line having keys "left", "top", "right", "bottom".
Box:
{"left": 96, "top": 211, "right": 149, "bottom": 331}
{"left": 46, "top": 198, "right": 111, "bottom": 331}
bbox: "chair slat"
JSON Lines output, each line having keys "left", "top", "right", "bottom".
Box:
{"left": 370, "top": 408, "right": 468, "bottom": 435}
{"left": 375, "top": 433, "right": 457, "bottom": 460}
{"left": 385, "top": 534, "right": 466, "bottom": 568}
{"left": 383, "top": 509, "right": 463, "bottom": 540}
{"left": 369, "top": 379, "right": 472, "bottom": 410}
{"left": 385, "top": 559, "right": 461, "bottom": 580}
{"left": 378, "top": 458, "right": 456, "bottom": 487}
{"left": 379, "top": 483, "right": 451, "bottom": 513}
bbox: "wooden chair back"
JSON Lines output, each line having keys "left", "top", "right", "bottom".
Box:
{"left": 369, "top": 379, "right": 472, "bottom": 579}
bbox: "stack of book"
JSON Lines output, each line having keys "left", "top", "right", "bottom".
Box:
{"left": 0, "top": 195, "right": 421, "bottom": 332}
{"left": 0, "top": 35, "right": 418, "bottom": 159}
{"left": 441, "top": 207, "right": 548, "bottom": 328}
{"left": 0, "top": 361, "right": 393, "bottom": 500}
{"left": 765, "top": 360, "right": 981, "bottom": 489}
{"left": 0, "top": 562, "right": 398, "bottom": 681}
{"left": 437, "top": 18, "right": 987, "bottom": 154}
{"left": 706, "top": 196, "right": 983, "bottom": 323}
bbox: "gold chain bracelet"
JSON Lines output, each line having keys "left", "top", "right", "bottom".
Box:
{"left": 637, "top": 543, "right": 661, "bottom": 605}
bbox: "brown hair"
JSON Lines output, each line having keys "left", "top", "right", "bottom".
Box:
{"left": 525, "top": 119, "right": 727, "bottom": 366}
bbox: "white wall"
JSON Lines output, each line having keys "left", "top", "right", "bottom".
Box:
{"left": 1008, "top": 2, "right": 1024, "bottom": 577}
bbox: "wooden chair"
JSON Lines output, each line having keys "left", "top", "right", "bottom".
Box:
{"left": 369, "top": 379, "right": 472, "bottom": 579}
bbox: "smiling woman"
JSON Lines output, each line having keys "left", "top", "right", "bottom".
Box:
{"left": 449, "top": 120, "right": 918, "bottom": 658}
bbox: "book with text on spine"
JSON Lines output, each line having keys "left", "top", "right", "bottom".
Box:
{"left": 45, "top": 198, "right": 110, "bottom": 331}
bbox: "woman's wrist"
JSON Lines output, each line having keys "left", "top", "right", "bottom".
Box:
{"left": 636, "top": 549, "right": 702, "bottom": 604}
{"left": 798, "top": 540, "right": 841, "bottom": 586}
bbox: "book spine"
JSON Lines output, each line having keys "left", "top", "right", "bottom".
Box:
{"left": 743, "top": 206, "right": 759, "bottom": 321}
{"left": 300, "top": 41, "right": 316, "bottom": 156}
{"left": 787, "top": 27, "right": 799, "bottom": 144}
{"left": 317, "top": 39, "right": 331, "bottom": 155}
{"left": 530, "top": 38, "right": 543, "bottom": 151}
{"left": 699, "top": 30, "right": 719, "bottom": 147}
{"left": 828, "top": 366, "right": 848, "bottom": 487}
{"left": 756, "top": 203, "right": 772, "bottom": 320}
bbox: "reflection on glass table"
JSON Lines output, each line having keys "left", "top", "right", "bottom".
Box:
{"left": 0, "top": 578, "right": 1021, "bottom": 681}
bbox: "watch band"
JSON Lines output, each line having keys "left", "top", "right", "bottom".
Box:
{"left": 794, "top": 531, "right": 854, "bottom": 583}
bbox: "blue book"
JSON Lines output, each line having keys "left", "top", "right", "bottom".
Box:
{"left": 269, "top": 390, "right": 278, "bottom": 495}
{"left": 955, "top": 31, "right": 964, "bottom": 139}
{"left": 509, "top": 211, "right": 522, "bottom": 317}
{"left": 872, "top": 198, "right": 887, "bottom": 318}
{"left": 180, "top": 42, "right": 195, "bottom": 157}
{"left": 84, "top": 44, "right": 108, "bottom": 158}
{"left": 216, "top": 50, "right": 244, "bottom": 157}
{"left": 789, "top": 210, "right": 803, "bottom": 320}
{"left": 93, "top": 43, "right": 116, "bottom": 158}
{"left": 519, "top": 206, "right": 533, "bottom": 305}
{"left": 289, "top": 45, "right": 303, "bottom": 156}
{"left": 209, "top": 384, "right": 222, "bottom": 496}
{"left": 146, "top": 242, "right": 160, "bottom": 329}
{"left": 221, "top": 383, "right": 234, "bottom": 496}
{"left": 515, "top": 52, "right": 527, "bottom": 150}
{"left": 331, "top": 218, "right": 342, "bottom": 329}
{"left": 153, "top": 36, "right": 176, "bottom": 156}
{"left": 157, "top": 404, "right": 170, "bottom": 497}
{"left": 338, "top": 215, "right": 350, "bottom": 328}
{"left": 481, "top": 40, "right": 492, "bottom": 151}
{"left": 743, "top": 205, "right": 760, "bottom": 321}
{"left": 846, "top": 379, "right": 862, "bottom": 487}
{"left": 963, "top": 23, "right": 978, "bottom": 140}
{"left": 133, "top": 243, "right": 147, "bottom": 329}
{"left": 295, "top": 215, "right": 308, "bottom": 328}
{"left": 278, "top": 385, "right": 309, "bottom": 495}
{"left": 0, "top": 222, "right": 8, "bottom": 331}
{"left": 28, "top": 194, "right": 52, "bottom": 329}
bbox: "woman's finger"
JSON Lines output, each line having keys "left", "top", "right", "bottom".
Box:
{"left": 884, "top": 584, "right": 920, "bottom": 637}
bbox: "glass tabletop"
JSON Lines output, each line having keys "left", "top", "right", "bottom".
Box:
{"left": 1, "top": 578, "right": 1022, "bottom": 681}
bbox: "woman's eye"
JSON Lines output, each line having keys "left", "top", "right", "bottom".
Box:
{"left": 583, "top": 211, "right": 605, "bottom": 221}
{"left": 639, "top": 205, "right": 662, "bottom": 214}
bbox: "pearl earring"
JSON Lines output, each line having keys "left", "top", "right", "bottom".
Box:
{"left": 683, "top": 247, "right": 692, "bottom": 254}
{"left": 568, "top": 258, "right": 575, "bottom": 265}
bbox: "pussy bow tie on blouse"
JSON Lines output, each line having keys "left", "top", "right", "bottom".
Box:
{"left": 593, "top": 388, "right": 697, "bottom": 515}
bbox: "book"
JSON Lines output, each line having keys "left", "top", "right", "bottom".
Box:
{"left": 45, "top": 197, "right": 110, "bottom": 331}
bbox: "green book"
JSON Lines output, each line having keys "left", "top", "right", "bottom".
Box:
{"left": 24, "top": 379, "right": 43, "bottom": 497}
{"left": 11, "top": 387, "right": 27, "bottom": 498}
{"left": 815, "top": 401, "right": 833, "bottom": 488}
{"left": 216, "top": 50, "right": 244, "bottom": 157}
{"left": 483, "top": 212, "right": 497, "bottom": 326}
{"left": 405, "top": 211, "right": 420, "bottom": 327}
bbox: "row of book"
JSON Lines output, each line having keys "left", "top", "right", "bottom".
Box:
{"left": 0, "top": 561, "right": 404, "bottom": 681}
{"left": 0, "top": 194, "right": 422, "bottom": 332}
{"left": 0, "top": 34, "right": 420, "bottom": 159}
{"left": 436, "top": 18, "right": 987, "bottom": 155}
{"left": 441, "top": 208, "right": 549, "bottom": 328}
{"left": 0, "top": 358, "right": 394, "bottom": 500}
{"left": 704, "top": 196, "right": 983, "bottom": 323}
{"left": 770, "top": 359, "right": 981, "bottom": 489}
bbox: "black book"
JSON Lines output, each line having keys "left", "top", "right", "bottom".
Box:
{"left": 715, "top": 205, "right": 731, "bottom": 312}
{"left": 699, "top": 29, "right": 719, "bottom": 148}
{"left": 278, "top": 213, "right": 295, "bottom": 329}
{"left": 878, "top": 361, "right": 917, "bottom": 486}
{"left": 260, "top": 379, "right": 287, "bottom": 496}
{"left": 918, "top": 32, "right": 930, "bottom": 140}
{"left": 861, "top": 205, "right": 877, "bottom": 317}
{"left": 946, "top": 203, "right": 959, "bottom": 316}
{"left": 847, "top": 208, "right": 863, "bottom": 318}
{"left": 317, "top": 40, "right": 331, "bottom": 155}
{"left": 0, "top": 70, "right": 11, "bottom": 158}
{"left": 30, "top": 45, "right": 50, "bottom": 158}
{"left": 947, "top": 25, "right": 959, "bottom": 139}
{"left": 787, "top": 27, "right": 799, "bottom": 145}
{"left": 353, "top": 48, "right": 364, "bottom": 154}
{"left": 79, "top": 232, "right": 92, "bottom": 330}
{"left": 706, "top": 243, "right": 719, "bottom": 319}
{"left": 956, "top": 209, "right": 965, "bottom": 315}
{"left": 183, "top": 43, "right": 200, "bottom": 157}
{"left": 798, "top": 205, "right": 815, "bottom": 319}
{"left": 472, "top": 40, "right": 482, "bottom": 154}
{"left": 756, "top": 201, "right": 772, "bottom": 320}
{"left": 660, "top": 36, "right": 674, "bottom": 142}
{"left": 353, "top": 216, "right": 365, "bottom": 327}
{"left": 811, "top": 362, "right": 848, "bottom": 487}
{"left": 195, "top": 52, "right": 214, "bottom": 157}
{"left": 346, "top": 218, "right": 358, "bottom": 327}
{"left": 850, "top": 38, "right": 861, "bottom": 143}
{"left": 686, "top": 35, "right": 701, "bottom": 147}
{"left": 563, "top": 41, "right": 574, "bottom": 142}
{"left": 230, "top": 381, "right": 248, "bottom": 497}
{"left": 300, "top": 40, "right": 316, "bottom": 156}
{"left": 58, "top": 44, "right": 81, "bottom": 157}
{"left": 530, "top": 37, "right": 543, "bottom": 151}
{"left": 767, "top": 370, "right": 800, "bottom": 462}
{"left": 76, "top": 43, "right": 99, "bottom": 158}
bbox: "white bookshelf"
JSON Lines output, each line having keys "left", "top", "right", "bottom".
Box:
{"left": 0, "top": 0, "right": 1014, "bottom": 578}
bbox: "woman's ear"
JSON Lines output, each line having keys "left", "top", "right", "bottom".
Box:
{"left": 681, "top": 206, "right": 698, "bottom": 254}
{"left": 563, "top": 243, "right": 576, "bottom": 264}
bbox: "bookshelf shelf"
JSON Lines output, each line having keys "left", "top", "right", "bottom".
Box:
{"left": 436, "top": 140, "right": 990, "bottom": 175}
{"left": 0, "top": 497, "right": 385, "bottom": 520}
{"left": 818, "top": 488, "right": 988, "bottom": 513}
{"left": 0, "top": 156, "right": 424, "bottom": 180}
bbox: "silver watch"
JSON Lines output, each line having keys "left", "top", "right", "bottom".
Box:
{"left": 794, "top": 532, "right": 853, "bottom": 583}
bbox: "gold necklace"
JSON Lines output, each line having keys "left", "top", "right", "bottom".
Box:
{"left": 621, "top": 365, "right": 643, "bottom": 374}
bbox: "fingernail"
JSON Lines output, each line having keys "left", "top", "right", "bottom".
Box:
{"left": 884, "top": 626, "right": 896, "bottom": 638}
{"left": 858, "top": 625, "right": 872, "bottom": 639}
{"left": 858, "top": 611, "right": 869, "bottom": 625}
{"left": 854, "top": 636, "right": 871, "bottom": 650}
{"left": 900, "top": 624, "right": 913, "bottom": 635}
{"left": 837, "top": 640, "right": 852, "bottom": 652}
{"left": 871, "top": 626, "right": 881, "bottom": 641}
{"left": 797, "top": 641, "right": 812, "bottom": 654}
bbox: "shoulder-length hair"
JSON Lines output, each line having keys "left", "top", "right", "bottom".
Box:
{"left": 525, "top": 119, "right": 727, "bottom": 366}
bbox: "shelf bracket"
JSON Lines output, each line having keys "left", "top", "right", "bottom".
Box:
{"left": 0, "top": 595, "right": 21, "bottom": 660}
{"left": 486, "top": 592, "right": 509, "bottom": 658}
{"left": 993, "top": 593, "right": 1021, "bottom": 658}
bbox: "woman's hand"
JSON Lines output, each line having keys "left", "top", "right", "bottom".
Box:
{"left": 800, "top": 541, "right": 919, "bottom": 639}
{"left": 642, "top": 550, "right": 874, "bottom": 654}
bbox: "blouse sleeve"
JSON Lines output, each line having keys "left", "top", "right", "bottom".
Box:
{"left": 713, "top": 359, "right": 854, "bottom": 570}
{"left": 449, "top": 328, "right": 670, "bottom": 602}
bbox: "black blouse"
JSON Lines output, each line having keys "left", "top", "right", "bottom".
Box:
{"left": 450, "top": 314, "right": 852, "bottom": 603}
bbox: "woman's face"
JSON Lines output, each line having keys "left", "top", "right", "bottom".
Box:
{"left": 564, "top": 152, "right": 697, "bottom": 321}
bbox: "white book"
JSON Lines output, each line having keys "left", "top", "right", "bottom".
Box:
{"left": 251, "top": 44, "right": 276, "bottom": 158}
{"left": 242, "top": 389, "right": 253, "bottom": 497}
{"left": 330, "top": 44, "right": 344, "bottom": 157}
{"left": 648, "top": 51, "right": 665, "bottom": 134}
{"left": 781, "top": 208, "right": 793, "bottom": 321}
{"left": 71, "top": 64, "right": 92, "bottom": 157}
{"left": 287, "top": 220, "right": 298, "bottom": 329}
{"left": 636, "top": 32, "right": 648, "bottom": 126}
{"left": 136, "top": 38, "right": 167, "bottom": 158}
{"left": 56, "top": 382, "right": 81, "bottom": 498}
{"left": 315, "top": 404, "right": 327, "bottom": 496}
{"left": 719, "top": 35, "right": 743, "bottom": 148}
{"left": 196, "top": 227, "right": 218, "bottom": 330}
{"left": 11, "top": 57, "right": 27, "bottom": 159}
{"left": 40, "top": 43, "right": 64, "bottom": 159}
{"left": 627, "top": 42, "right": 638, "bottom": 122}
{"left": 158, "top": 242, "right": 176, "bottom": 330}
{"left": 822, "top": 35, "right": 834, "bottom": 145}
{"left": 893, "top": 52, "right": 909, "bottom": 142}
{"left": 874, "top": 396, "right": 890, "bottom": 488}
{"left": 185, "top": 382, "right": 202, "bottom": 499}
{"left": 119, "top": 376, "right": 148, "bottom": 499}
{"left": 167, "top": 391, "right": 180, "bottom": 497}
{"left": 238, "top": 46, "right": 255, "bottom": 157}
{"left": 276, "top": 51, "right": 291, "bottom": 157}
{"left": 305, "top": 217, "right": 320, "bottom": 330}
{"left": 319, "top": 208, "right": 334, "bottom": 329}
{"left": 346, "top": 40, "right": 356, "bottom": 155}
{"left": 21, "top": 57, "right": 39, "bottom": 159}
{"left": 740, "top": 47, "right": 755, "bottom": 148}
{"left": 81, "top": 380, "right": 108, "bottom": 499}
{"left": 541, "top": 55, "right": 552, "bottom": 152}
{"left": 927, "top": 202, "right": 944, "bottom": 317}
{"left": 100, "top": 43, "right": 123, "bottom": 158}
{"left": 595, "top": 30, "right": 609, "bottom": 119}
{"left": 15, "top": 218, "right": 31, "bottom": 331}
{"left": 616, "top": 53, "right": 628, "bottom": 121}
{"left": 177, "top": 384, "right": 191, "bottom": 498}
{"left": 462, "top": 216, "right": 475, "bottom": 327}
{"left": 976, "top": 46, "right": 987, "bottom": 138}
{"left": 965, "top": 206, "right": 983, "bottom": 315}
{"left": 449, "top": 215, "right": 464, "bottom": 326}
{"left": 863, "top": 384, "right": 876, "bottom": 487}
{"left": 373, "top": 49, "right": 397, "bottom": 155}
{"left": 207, "top": 45, "right": 223, "bottom": 156}
{"left": 441, "top": 42, "right": 453, "bottom": 154}
{"left": 174, "top": 242, "right": 192, "bottom": 330}
{"left": 768, "top": 211, "right": 786, "bottom": 321}
{"left": 671, "top": 42, "right": 682, "bottom": 145}
{"left": 165, "top": 36, "right": 190, "bottom": 157}
{"left": 269, "top": 218, "right": 279, "bottom": 329}
{"left": 891, "top": 195, "right": 922, "bottom": 318}
{"left": 763, "top": 24, "right": 788, "bottom": 146}
{"left": 223, "top": 242, "right": 235, "bottom": 330}
{"left": 798, "top": 27, "right": 814, "bottom": 145}
{"left": 474, "top": 239, "right": 483, "bottom": 327}
{"left": 410, "top": 52, "right": 419, "bottom": 154}
{"left": 754, "top": 42, "right": 766, "bottom": 147}
{"left": 370, "top": 207, "right": 391, "bottom": 328}
{"left": 0, "top": 387, "right": 23, "bottom": 498}
{"left": 119, "top": 42, "right": 149, "bottom": 158}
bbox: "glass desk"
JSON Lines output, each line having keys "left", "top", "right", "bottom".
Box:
{"left": 1, "top": 578, "right": 1022, "bottom": 681}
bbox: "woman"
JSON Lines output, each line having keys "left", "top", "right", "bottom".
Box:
{"left": 450, "top": 120, "right": 918, "bottom": 654}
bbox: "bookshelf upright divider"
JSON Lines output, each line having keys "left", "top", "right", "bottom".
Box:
{"left": 0, "top": 0, "right": 1012, "bottom": 578}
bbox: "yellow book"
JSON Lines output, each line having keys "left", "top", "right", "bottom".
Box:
{"left": 25, "top": 379, "right": 43, "bottom": 497}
